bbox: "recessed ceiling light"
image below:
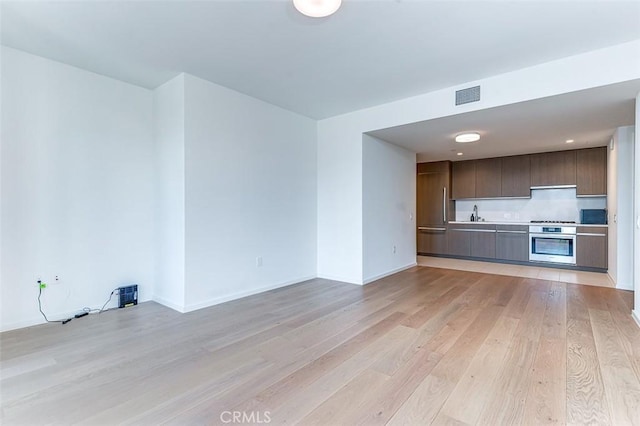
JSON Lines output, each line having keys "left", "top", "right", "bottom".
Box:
{"left": 457, "top": 152, "right": 464, "bottom": 156}
{"left": 293, "top": 0, "right": 342, "bottom": 17}
{"left": 455, "top": 132, "right": 480, "bottom": 143}
{"left": 566, "top": 139, "right": 574, "bottom": 144}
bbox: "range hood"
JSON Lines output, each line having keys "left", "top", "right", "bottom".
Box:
{"left": 530, "top": 184, "right": 577, "bottom": 190}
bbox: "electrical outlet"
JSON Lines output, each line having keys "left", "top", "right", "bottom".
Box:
{"left": 256, "top": 256, "right": 263, "bottom": 267}
{"left": 392, "top": 245, "right": 397, "bottom": 254}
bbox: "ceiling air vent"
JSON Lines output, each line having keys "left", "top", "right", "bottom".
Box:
{"left": 455, "top": 86, "right": 480, "bottom": 105}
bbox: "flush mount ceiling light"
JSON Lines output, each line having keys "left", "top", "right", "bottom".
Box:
{"left": 455, "top": 132, "right": 480, "bottom": 143}
{"left": 456, "top": 152, "right": 464, "bottom": 156}
{"left": 566, "top": 139, "right": 575, "bottom": 144}
{"left": 293, "top": 0, "right": 342, "bottom": 17}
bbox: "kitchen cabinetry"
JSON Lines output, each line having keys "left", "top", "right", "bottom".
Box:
{"left": 576, "top": 147, "right": 607, "bottom": 196}
{"left": 451, "top": 161, "right": 476, "bottom": 199}
{"left": 447, "top": 228, "right": 471, "bottom": 257}
{"left": 446, "top": 147, "right": 605, "bottom": 200}
{"left": 495, "top": 225, "right": 529, "bottom": 262}
{"left": 501, "top": 155, "right": 531, "bottom": 197}
{"left": 576, "top": 226, "right": 608, "bottom": 269}
{"left": 475, "top": 158, "right": 502, "bottom": 198}
{"left": 417, "top": 227, "right": 448, "bottom": 255}
{"left": 452, "top": 155, "right": 528, "bottom": 200}
{"left": 530, "top": 150, "right": 577, "bottom": 187}
{"left": 447, "top": 224, "right": 496, "bottom": 259}
{"left": 417, "top": 161, "right": 454, "bottom": 225}
{"left": 417, "top": 161, "right": 453, "bottom": 256}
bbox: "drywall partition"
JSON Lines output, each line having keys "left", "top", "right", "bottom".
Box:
{"left": 153, "top": 75, "right": 186, "bottom": 311}
{"left": 182, "top": 74, "right": 317, "bottom": 311}
{"left": 634, "top": 92, "right": 640, "bottom": 327}
{"left": 317, "top": 116, "right": 364, "bottom": 283}
{"left": 0, "top": 47, "right": 155, "bottom": 331}
{"left": 318, "top": 40, "right": 640, "bottom": 284}
{"left": 608, "top": 126, "right": 634, "bottom": 290}
{"left": 608, "top": 133, "right": 619, "bottom": 285}
{"left": 362, "top": 135, "right": 416, "bottom": 283}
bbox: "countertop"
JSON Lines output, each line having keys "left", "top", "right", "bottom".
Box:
{"left": 448, "top": 221, "right": 608, "bottom": 228}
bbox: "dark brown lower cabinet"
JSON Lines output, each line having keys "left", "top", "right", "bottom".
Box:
{"left": 470, "top": 230, "right": 496, "bottom": 259}
{"left": 496, "top": 225, "right": 529, "bottom": 262}
{"left": 576, "top": 227, "right": 608, "bottom": 269}
{"left": 447, "top": 229, "right": 470, "bottom": 257}
{"left": 447, "top": 224, "right": 496, "bottom": 258}
{"left": 417, "top": 227, "right": 447, "bottom": 255}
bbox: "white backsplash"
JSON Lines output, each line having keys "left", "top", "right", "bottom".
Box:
{"left": 455, "top": 188, "right": 606, "bottom": 223}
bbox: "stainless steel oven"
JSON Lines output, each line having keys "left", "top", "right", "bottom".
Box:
{"left": 529, "top": 225, "right": 576, "bottom": 265}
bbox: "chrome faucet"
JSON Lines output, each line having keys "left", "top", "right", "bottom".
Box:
{"left": 473, "top": 204, "right": 479, "bottom": 221}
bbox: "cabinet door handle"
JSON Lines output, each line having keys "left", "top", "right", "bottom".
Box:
{"left": 577, "top": 233, "right": 606, "bottom": 237}
{"left": 443, "top": 187, "right": 447, "bottom": 223}
{"left": 450, "top": 228, "right": 496, "bottom": 233}
{"left": 496, "top": 230, "right": 528, "bottom": 234}
{"left": 418, "top": 227, "right": 446, "bottom": 231}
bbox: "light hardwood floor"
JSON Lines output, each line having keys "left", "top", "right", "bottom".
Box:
{"left": 417, "top": 256, "right": 615, "bottom": 288}
{"left": 1, "top": 266, "right": 639, "bottom": 425}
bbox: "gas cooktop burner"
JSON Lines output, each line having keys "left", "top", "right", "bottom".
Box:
{"left": 530, "top": 220, "right": 576, "bottom": 224}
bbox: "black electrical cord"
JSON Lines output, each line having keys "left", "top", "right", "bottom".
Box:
{"left": 38, "top": 283, "right": 119, "bottom": 325}
{"left": 37, "top": 283, "right": 69, "bottom": 324}
{"left": 83, "top": 289, "right": 118, "bottom": 314}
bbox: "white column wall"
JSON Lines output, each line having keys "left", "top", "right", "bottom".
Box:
{"left": 634, "top": 93, "right": 640, "bottom": 326}
{"left": 608, "top": 126, "right": 635, "bottom": 290}
{"left": 182, "top": 75, "right": 317, "bottom": 310}
{"left": 152, "top": 74, "right": 187, "bottom": 311}
{"left": 362, "top": 135, "right": 416, "bottom": 283}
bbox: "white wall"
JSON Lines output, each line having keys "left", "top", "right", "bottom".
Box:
{"left": 182, "top": 74, "right": 317, "bottom": 311}
{"left": 0, "top": 47, "right": 155, "bottom": 331}
{"left": 634, "top": 92, "right": 640, "bottom": 327}
{"left": 317, "top": 118, "right": 363, "bottom": 283}
{"left": 153, "top": 74, "right": 186, "bottom": 310}
{"left": 362, "top": 135, "right": 416, "bottom": 284}
{"left": 609, "top": 134, "right": 619, "bottom": 284}
{"left": 318, "top": 40, "right": 640, "bottom": 284}
{"left": 608, "top": 126, "right": 635, "bottom": 290}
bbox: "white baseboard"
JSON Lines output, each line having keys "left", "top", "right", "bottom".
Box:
{"left": 615, "top": 282, "right": 634, "bottom": 291}
{"left": 181, "top": 275, "right": 317, "bottom": 313}
{"left": 152, "top": 296, "right": 186, "bottom": 313}
{"left": 632, "top": 310, "right": 640, "bottom": 329}
{"left": 1, "top": 296, "right": 152, "bottom": 333}
{"left": 316, "top": 273, "right": 363, "bottom": 285}
{"left": 362, "top": 262, "right": 418, "bottom": 285}
{"left": 0, "top": 306, "right": 91, "bottom": 332}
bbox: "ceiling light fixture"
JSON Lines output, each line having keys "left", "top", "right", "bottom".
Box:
{"left": 455, "top": 132, "right": 480, "bottom": 143}
{"left": 566, "top": 139, "right": 574, "bottom": 144}
{"left": 457, "top": 152, "right": 464, "bottom": 156}
{"left": 293, "top": 0, "right": 342, "bottom": 17}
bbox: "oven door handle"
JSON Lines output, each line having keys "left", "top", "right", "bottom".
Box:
{"left": 530, "top": 233, "right": 576, "bottom": 238}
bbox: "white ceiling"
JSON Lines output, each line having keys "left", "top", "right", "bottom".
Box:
{"left": 369, "top": 80, "right": 640, "bottom": 162}
{"left": 1, "top": 0, "right": 639, "bottom": 119}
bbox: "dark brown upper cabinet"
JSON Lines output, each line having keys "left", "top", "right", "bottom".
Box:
{"left": 451, "top": 160, "right": 476, "bottom": 199}
{"left": 530, "top": 150, "right": 577, "bottom": 187}
{"left": 501, "top": 155, "right": 531, "bottom": 197}
{"left": 576, "top": 147, "right": 607, "bottom": 196}
{"left": 475, "top": 158, "right": 502, "bottom": 198}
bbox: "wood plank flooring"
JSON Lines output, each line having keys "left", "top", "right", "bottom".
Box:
{"left": 1, "top": 266, "right": 639, "bottom": 425}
